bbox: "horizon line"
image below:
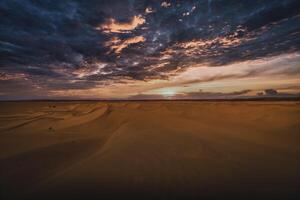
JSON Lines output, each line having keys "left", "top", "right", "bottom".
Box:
{"left": 1, "top": 96, "right": 300, "bottom": 102}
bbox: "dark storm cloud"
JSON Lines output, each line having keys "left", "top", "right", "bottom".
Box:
{"left": 1, "top": 0, "right": 300, "bottom": 97}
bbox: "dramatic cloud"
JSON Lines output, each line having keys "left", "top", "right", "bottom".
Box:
{"left": 97, "top": 15, "right": 145, "bottom": 33}
{"left": 108, "top": 36, "right": 146, "bottom": 54}
{"left": 0, "top": 0, "right": 300, "bottom": 99}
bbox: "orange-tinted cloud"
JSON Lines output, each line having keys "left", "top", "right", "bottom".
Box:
{"left": 73, "top": 63, "right": 108, "bottom": 78}
{"left": 107, "top": 36, "right": 146, "bottom": 54}
{"left": 0, "top": 72, "right": 27, "bottom": 80}
{"left": 97, "top": 15, "right": 145, "bottom": 33}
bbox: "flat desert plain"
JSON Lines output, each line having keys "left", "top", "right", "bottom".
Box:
{"left": 1, "top": 101, "right": 300, "bottom": 199}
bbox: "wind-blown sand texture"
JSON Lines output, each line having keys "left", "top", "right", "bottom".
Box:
{"left": 1, "top": 101, "right": 300, "bottom": 199}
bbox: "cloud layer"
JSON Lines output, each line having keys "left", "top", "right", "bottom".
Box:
{"left": 1, "top": 0, "right": 300, "bottom": 99}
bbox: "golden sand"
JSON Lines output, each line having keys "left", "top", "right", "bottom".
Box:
{"left": 1, "top": 101, "right": 300, "bottom": 199}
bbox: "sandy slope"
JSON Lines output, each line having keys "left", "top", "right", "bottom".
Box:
{"left": 1, "top": 101, "right": 300, "bottom": 199}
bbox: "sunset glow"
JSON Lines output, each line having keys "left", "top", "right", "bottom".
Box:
{"left": 1, "top": 0, "right": 299, "bottom": 100}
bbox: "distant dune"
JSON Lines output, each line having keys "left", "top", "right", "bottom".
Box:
{"left": 1, "top": 101, "right": 300, "bottom": 199}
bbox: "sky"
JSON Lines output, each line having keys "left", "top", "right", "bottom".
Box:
{"left": 1, "top": 0, "right": 300, "bottom": 100}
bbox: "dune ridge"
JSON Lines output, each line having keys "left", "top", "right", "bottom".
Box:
{"left": 1, "top": 101, "right": 300, "bottom": 199}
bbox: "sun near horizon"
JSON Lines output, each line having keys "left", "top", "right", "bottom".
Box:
{"left": 1, "top": 1, "right": 300, "bottom": 200}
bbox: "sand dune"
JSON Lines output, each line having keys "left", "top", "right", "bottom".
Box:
{"left": 1, "top": 101, "right": 300, "bottom": 199}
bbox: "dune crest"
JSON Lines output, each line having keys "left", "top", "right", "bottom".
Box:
{"left": 0, "top": 104, "right": 110, "bottom": 132}
{"left": 1, "top": 101, "right": 300, "bottom": 199}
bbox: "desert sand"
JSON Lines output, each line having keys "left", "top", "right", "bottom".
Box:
{"left": 1, "top": 101, "right": 300, "bottom": 199}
